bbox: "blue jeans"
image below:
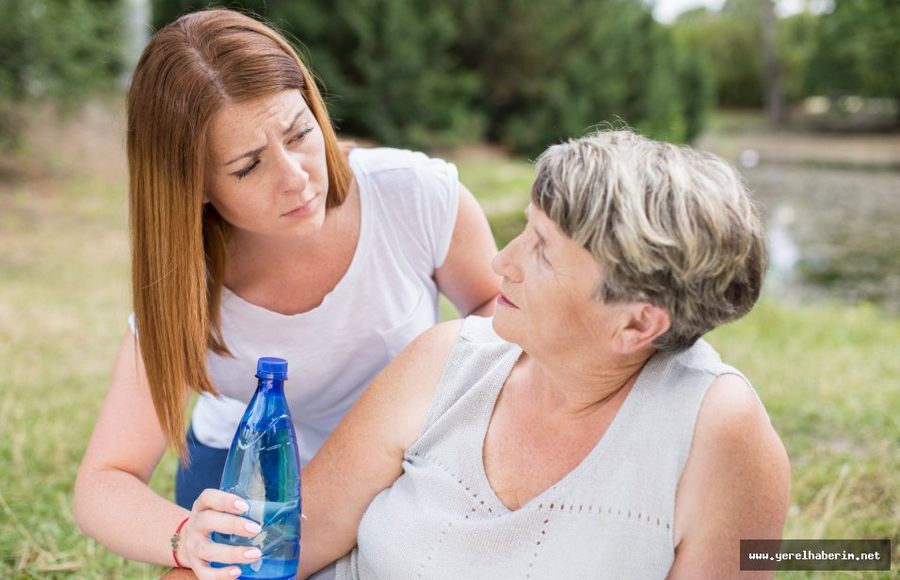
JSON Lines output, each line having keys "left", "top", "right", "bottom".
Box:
{"left": 175, "top": 427, "right": 229, "bottom": 509}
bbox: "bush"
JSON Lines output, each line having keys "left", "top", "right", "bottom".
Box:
{"left": 451, "top": 0, "right": 706, "bottom": 154}
{"left": 671, "top": 5, "right": 763, "bottom": 110}
{"left": 0, "top": 0, "right": 122, "bottom": 151}
{"left": 805, "top": 0, "right": 900, "bottom": 126}
{"left": 151, "top": 0, "right": 711, "bottom": 153}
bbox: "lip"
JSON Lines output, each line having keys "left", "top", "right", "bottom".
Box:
{"left": 281, "top": 194, "right": 319, "bottom": 218}
{"left": 497, "top": 293, "right": 519, "bottom": 309}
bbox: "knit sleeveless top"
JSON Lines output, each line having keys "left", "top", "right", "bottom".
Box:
{"left": 335, "top": 316, "right": 753, "bottom": 579}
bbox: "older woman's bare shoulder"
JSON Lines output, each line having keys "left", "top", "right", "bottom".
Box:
{"left": 362, "top": 319, "right": 465, "bottom": 453}
{"left": 371, "top": 319, "right": 465, "bottom": 406}
{"left": 689, "top": 373, "right": 789, "bottom": 483}
{"left": 671, "top": 373, "right": 790, "bottom": 575}
{"left": 699, "top": 374, "right": 770, "bottom": 432}
{"left": 395, "top": 319, "right": 465, "bottom": 376}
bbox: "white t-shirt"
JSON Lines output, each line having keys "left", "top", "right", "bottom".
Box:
{"left": 130, "top": 147, "right": 459, "bottom": 465}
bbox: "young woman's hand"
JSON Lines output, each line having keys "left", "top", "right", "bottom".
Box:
{"left": 178, "top": 489, "right": 263, "bottom": 579}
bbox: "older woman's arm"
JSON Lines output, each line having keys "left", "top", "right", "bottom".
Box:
{"left": 296, "top": 320, "right": 463, "bottom": 578}
{"left": 669, "top": 374, "right": 791, "bottom": 580}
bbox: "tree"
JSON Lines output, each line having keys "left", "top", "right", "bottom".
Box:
{"left": 450, "top": 0, "right": 705, "bottom": 154}
{"left": 672, "top": 5, "right": 764, "bottom": 108}
{"left": 776, "top": 11, "right": 819, "bottom": 104}
{"left": 152, "top": 0, "right": 482, "bottom": 149}
{"left": 806, "top": 0, "right": 900, "bottom": 125}
{"left": 760, "top": 0, "right": 786, "bottom": 125}
{"left": 0, "top": 0, "right": 122, "bottom": 151}
{"left": 149, "top": 0, "right": 711, "bottom": 152}
{"left": 671, "top": 17, "right": 716, "bottom": 141}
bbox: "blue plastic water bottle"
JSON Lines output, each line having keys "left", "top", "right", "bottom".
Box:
{"left": 211, "top": 357, "right": 301, "bottom": 579}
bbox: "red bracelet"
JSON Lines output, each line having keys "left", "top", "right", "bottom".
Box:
{"left": 171, "top": 516, "right": 190, "bottom": 568}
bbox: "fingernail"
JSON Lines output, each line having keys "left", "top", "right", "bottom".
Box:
{"left": 234, "top": 499, "right": 249, "bottom": 512}
{"left": 244, "top": 548, "right": 262, "bottom": 559}
{"left": 300, "top": 513, "right": 308, "bottom": 521}
{"left": 229, "top": 568, "right": 241, "bottom": 577}
{"left": 244, "top": 521, "right": 262, "bottom": 534}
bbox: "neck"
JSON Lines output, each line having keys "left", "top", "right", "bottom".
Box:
{"left": 257, "top": 376, "right": 285, "bottom": 393}
{"left": 522, "top": 348, "right": 654, "bottom": 417}
{"left": 225, "top": 212, "right": 337, "bottom": 288}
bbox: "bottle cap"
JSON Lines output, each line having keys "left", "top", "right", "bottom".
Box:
{"left": 256, "top": 357, "right": 288, "bottom": 380}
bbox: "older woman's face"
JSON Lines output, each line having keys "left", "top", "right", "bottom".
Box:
{"left": 491, "top": 206, "right": 618, "bottom": 356}
{"left": 205, "top": 89, "right": 328, "bottom": 240}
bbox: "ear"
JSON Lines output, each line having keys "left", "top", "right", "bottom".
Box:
{"left": 610, "top": 303, "right": 671, "bottom": 354}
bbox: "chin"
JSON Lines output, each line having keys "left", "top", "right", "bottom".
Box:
{"left": 293, "top": 219, "right": 326, "bottom": 238}
{"left": 290, "top": 204, "right": 327, "bottom": 234}
{"left": 490, "top": 311, "right": 520, "bottom": 345}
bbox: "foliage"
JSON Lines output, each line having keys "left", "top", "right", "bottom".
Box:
{"left": 670, "top": 13, "right": 717, "bottom": 141}
{"left": 151, "top": 0, "right": 481, "bottom": 150}
{"left": 0, "top": 0, "right": 122, "bottom": 151}
{"left": 776, "top": 12, "right": 820, "bottom": 104}
{"left": 805, "top": 0, "right": 900, "bottom": 111}
{"left": 672, "top": 0, "right": 900, "bottom": 117}
{"left": 273, "top": 0, "right": 483, "bottom": 150}
{"left": 447, "top": 0, "right": 702, "bottom": 154}
{"left": 672, "top": 4, "right": 764, "bottom": 108}
{"left": 151, "top": 0, "right": 710, "bottom": 154}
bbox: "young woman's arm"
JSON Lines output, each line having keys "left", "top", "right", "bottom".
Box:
{"left": 73, "top": 331, "right": 261, "bottom": 579}
{"left": 435, "top": 183, "right": 499, "bottom": 317}
{"left": 668, "top": 374, "right": 791, "bottom": 579}
{"left": 297, "top": 320, "right": 463, "bottom": 578}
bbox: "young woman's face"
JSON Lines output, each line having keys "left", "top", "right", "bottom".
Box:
{"left": 205, "top": 89, "right": 329, "bottom": 240}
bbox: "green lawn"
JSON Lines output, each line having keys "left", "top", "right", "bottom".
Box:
{"left": 0, "top": 111, "right": 896, "bottom": 578}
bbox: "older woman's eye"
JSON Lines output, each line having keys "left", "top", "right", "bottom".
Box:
{"left": 533, "top": 241, "right": 549, "bottom": 263}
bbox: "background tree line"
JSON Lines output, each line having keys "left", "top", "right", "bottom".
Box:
{"left": 672, "top": 0, "right": 899, "bottom": 125}
{"left": 1, "top": 0, "right": 898, "bottom": 155}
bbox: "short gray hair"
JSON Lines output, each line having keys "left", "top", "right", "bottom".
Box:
{"left": 532, "top": 129, "right": 766, "bottom": 353}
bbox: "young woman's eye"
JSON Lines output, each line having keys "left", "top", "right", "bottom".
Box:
{"left": 235, "top": 159, "right": 259, "bottom": 180}
{"left": 289, "top": 125, "right": 314, "bottom": 144}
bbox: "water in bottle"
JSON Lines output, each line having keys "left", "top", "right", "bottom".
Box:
{"left": 211, "top": 357, "right": 301, "bottom": 579}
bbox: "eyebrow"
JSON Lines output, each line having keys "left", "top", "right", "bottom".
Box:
{"left": 524, "top": 205, "right": 548, "bottom": 244}
{"left": 224, "top": 107, "right": 307, "bottom": 166}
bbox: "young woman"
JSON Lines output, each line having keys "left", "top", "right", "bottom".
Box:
{"left": 73, "top": 9, "right": 498, "bottom": 578}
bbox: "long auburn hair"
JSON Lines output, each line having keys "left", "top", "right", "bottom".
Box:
{"left": 127, "top": 9, "right": 352, "bottom": 460}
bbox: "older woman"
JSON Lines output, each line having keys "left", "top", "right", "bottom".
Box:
{"left": 287, "top": 129, "right": 791, "bottom": 580}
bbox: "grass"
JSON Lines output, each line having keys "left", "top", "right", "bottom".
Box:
{"left": 0, "top": 106, "right": 897, "bottom": 578}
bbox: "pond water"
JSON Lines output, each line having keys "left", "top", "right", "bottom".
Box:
{"left": 695, "top": 122, "right": 900, "bottom": 314}
{"left": 743, "top": 161, "right": 900, "bottom": 314}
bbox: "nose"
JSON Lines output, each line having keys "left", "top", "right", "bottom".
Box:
{"left": 491, "top": 234, "right": 523, "bottom": 282}
{"left": 274, "top": 146, "right": 310, "bottom": 196}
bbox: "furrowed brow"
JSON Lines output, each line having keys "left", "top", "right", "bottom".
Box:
{"left": 283, "top": 107, "right": 307, "bottom": 136}
{"left": 224, "top": 106, "right": 308, "bottom": 166}
{"left": 226, "top": 145, "right": 265, "bottom": 166}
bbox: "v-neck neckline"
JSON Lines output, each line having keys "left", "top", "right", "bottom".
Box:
{"left": 475, "top": 350, "right": 660, "bottom": 514}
